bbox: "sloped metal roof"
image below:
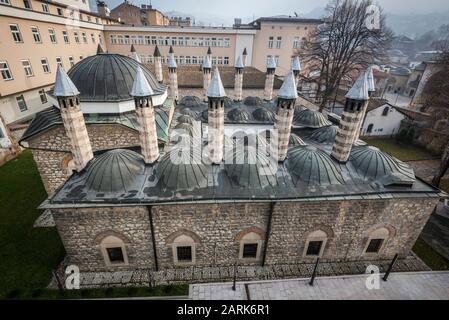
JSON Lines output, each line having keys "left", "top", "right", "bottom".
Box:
{"left": 235, "top": 55, "right": 244, "bottom": 69}
{"left": 289, "top": 133, "right": 306, "bottom": 146}
{"left": 228, "top": 108, "right": 252, "bottom": 122}
{"left": 130, "top": 65, "right": 155, "bottom": 97}
{"left": 252, "top": 108, "right": 276, "bottom": 122}
{"left": 206, "top": 67, "right": 226, "bottom": 98}
{"left": 167, "top": 54, "right": 177, "bottom": 69}
{"left": 54, "top": 65, "right": 80, "bottom": 97}
{"left": 306, "top": 125, "right": 338, "bottom": 143}
{"left": 346, "top": 72, "right": 369, "bottom": 100}
{"left": 277, "top": 70, "right": 298, "bottom": 100}
{"left": 292, "top": 56, "right": 301, "bottom": 71}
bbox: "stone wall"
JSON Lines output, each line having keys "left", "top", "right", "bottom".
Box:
{"left": 52, "top": 196, "right": 438, "bottom": 275}
{"left": 400, "top": 121, "right": 449, "bottom": 156}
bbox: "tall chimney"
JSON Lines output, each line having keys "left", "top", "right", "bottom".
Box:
{"left": 130, "top": 44, "right": 141, "bottom": 63}
{"left": 242, "top": 47, "right": 248, "bottom": 66}
{"left": 352, "top": 66, "right": 375, "bottom": 144}
{"left": 233, "top": 55, "right": 244, "bottom": 102}
{"left": 207, "top": 67, "right": 226, "bottom": 164}
{"left": 207, "top": 46, "right": 212, "bottom": 61}
{"left": 167, "top": 48, "right": 178, "bottom": 101}
{"left": 331, "top": 71, "right": 370, "bottom": 163}
{"left": 54, "top": 65, "right": 93, "bottom": 171}
{"left": 264, "top": 56, "right": 277, "bottom": 101}
{"left": 274, "top": 70, "right": 298, "bottom": 162}
{"left": 202, "top": 55, "right": 212, "bottom": 102}
{"left": 292, "top": 56, "right": 301, "bottom": 86}
{"left": 153, "top": 45, "right": 163, "bottom": 83}
{"left": 131, "top": 65, "right": 160, "bottom": 164}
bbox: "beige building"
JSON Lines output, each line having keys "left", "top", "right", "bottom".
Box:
{"left": 109, "top": 1, "right": 169, "bottom": 26}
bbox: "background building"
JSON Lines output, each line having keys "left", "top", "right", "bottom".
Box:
{"left": 109, "top": 1, "right": 169, "bottom": 26}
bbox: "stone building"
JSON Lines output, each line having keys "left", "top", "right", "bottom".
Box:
{"left": 22, "top": 52, "right": 444, "bottom": 285}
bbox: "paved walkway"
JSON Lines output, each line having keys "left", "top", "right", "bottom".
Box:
{"left": 189, "top": 271, "right": 449, "bottom": 300}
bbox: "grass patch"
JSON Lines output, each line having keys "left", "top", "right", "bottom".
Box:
{"left": 412, "top": 237, "right": 449, "bottom": 271}
{"left": 364, "top": 138, "right": 435, "bottom": 161}
{"left": 439, "top": 179, "right": 449, "bottom": 193}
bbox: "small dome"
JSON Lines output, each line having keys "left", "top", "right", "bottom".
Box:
{"left": 225, "top": 146, "right": 276, "bottom": 188}
{"left": 178, "top": 96, "right": 204, "bottom": 108}
{"left": 223, "top": 97, "right": 234, "bottom": 108}
{"left": 201, "top": 110, "right": 208, "bottom": 121}
{"left": 227, "top": 108, "right": 252, "bottom": 122}
{"left": 85, "top": 149, "right": 145, "bottom": 193}
{"left": 294, "top": 109, "right": 332, "bottom": 128}
{"left": 174, "top": 122, "right": 199, "bottom": 137}
{"left": 349, "top": 146, "right": 415, "bottom": 185}
{"left": 179, "top": 108, "right": 198, "bottom": 118}
{"left": 243, "top": 96, "right": 263, "bottom": 106}
{"left": 232, "top": 132, "right": 268, "bottom": 148}
{"left": 289, "top": 133, "right": 306, "bottom": 146}
{"left": 307, "top": 125, "right": 338, "bottom": 143}
{"left": 177, "top": 114, "right": 196, "bottom": 124}
{"left": 252, "top": 108, "right": 276, "bottom": 122}
{"left": 157, "top": 146, "right": 208, "bottom": 190}
{"left": 287, "top": 146, "right": 344, "bottom": 185}
{"left": 68, "top": 54, "right": 165, "bottom": 102}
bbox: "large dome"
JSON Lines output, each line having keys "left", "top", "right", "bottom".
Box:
{"left": 294, "top": 108, "right": 332, "bottom": 128}
{"left": 85, "top": 149, "right": 145, "bottom": 193}
{"left": 227, "top": 108, "right": 252, "bottom": 122}
{"left": 68, "top": 54, "right": 165, "bottom": 102}
{"left": 307, "top": 125, "right": 338, "bottom": 143}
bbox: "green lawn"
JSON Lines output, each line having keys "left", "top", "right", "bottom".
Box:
{"left": 364, "top": 138, "right": 436, "bottom": 162}
{"left": 412, "top": 238, "right": 449, "bottom": 271}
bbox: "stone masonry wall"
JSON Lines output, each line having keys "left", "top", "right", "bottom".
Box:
{"left": 53, "top": 206, "right": 154, "bottom": 272}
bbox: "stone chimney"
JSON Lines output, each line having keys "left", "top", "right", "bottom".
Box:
{"left": 131, "top": 65, "right": 159, "bottom": 164}
{"left": 202, "top": 56, "right": 212, "bottom": 102}
{"left": 233, "top": 56, "right": 244, "bottom": 102}
{"left": 331, "top": 71, "right": 370, "bottom": 163}
{"left": 292, "top": 56, "right": 301, "bottom": 86}
{"left": 130, "top": 44, "right": 141, "bottom": 63}
{"left": 242, "top": 47, "right": 248, "bottom": 66}
{"left": 352, "top": 67, "right": 375, "bottom": 144}
{"left": 167, "top": 50, "right": 178, "bottom": 101}
{"left": 207, "top": 67, "right": 226, "bottom": 164}
{"left": 264, "top": 56, "right": 277, "bottom": 101}
{"left": 54, "top": 65, "right": 93, "bottom": 171}
{"left": 153, "top": 45, "right": 163, "bottom": 83}
{"left": 274, "top": 70, "right": 298, "bottom": 161}
{"left": 207, "top": 46, "right": 212, "bottom": 61}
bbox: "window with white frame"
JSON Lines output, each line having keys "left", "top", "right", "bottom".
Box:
{"left": 41, "top": 3, "right": 49, "bottom": 12}
{"left": 23, "top": 0, "right": 32, "bottom": 9}
{"left": 41, "top": 58, "right": 50, "bottom": 73}
{"left": 74, "top": 32, "right": 80, "bottom": 43}
{"left": 48, "top": 28, "right": 57, "bottom": 43}
{"left": 268, "top": 36, "right": 274, "bottom": 48}
{"left": 275, "top": 36, "right": 282, "bottom": 49}
{"left": 292, "top": 36, "right": 301, "bottom": 49}
{"left": 68, "top": 56, "right": 75, "bottom": 67}
{"left": 0, "top": 0, "right": 11, "bottom": 5}
{"left": 39, "top": 89, "right": 47, "bottom": 104}
{"left": 56, "top": 57, "right": 63, "bottom": 68}
{"left": 31, "top": 26, "right": 42, "bottom": 43}
{"left": 16, "top": 95, "right": 27, "bottom": 112}
{"left": 0, "top": 61, "right": 13, "bottom": 80}
{"left": 10, "top": 24, "right": 23, "bottom": 43}
{"left": 62, "top": 30, "right": 70, "bottom": 44}
{"left": 100, "top": 235, "right": 128, "bottom": 266}
{"left": 21, "top": 60, "right": 34, "bottom": 77}
{"left": 267, "top": 55, "right": 280, "bottom": 65}
{"left": 303, "top": 230, "right": 328, "bottom": 257}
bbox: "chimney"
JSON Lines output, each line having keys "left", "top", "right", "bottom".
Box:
{"left": 291, "top": 56, "right": 301, "bottom": 86}
{"left": 331, "top": 71, "right": 370, "bottom": 163}
{"left": 242, "top": 47, "right": 248, "bottom": 66}
{"left": 207, "top": 67, "right": 226, "bottom": 164}
{"left": 233, "top": 55, "right": 244, "bottom": 102}
{"left": 54, "top": 65, "right": 93, "bottom": 171}
{"left": 130, "top": 44, "right": 141, "bottom": 63}
{"left": 153, "top": 45, "right": 163, "bottom": 83}
{"left": 352, "top": 67, "right": 375, "bottom": 144}
{"left": 207, "top": 46, "right": 212, "bottom": 61}
{"left": 131, "top": 65, "right": 160, "bottom": 164}
{"left": 264, "top": 56, "right": 277, "bottom": 101}
{"left": 274, "top": 70, "right": 297, "bottom": 162}
{"left": 96, "top": 1, "right": 110, "bottom": 17}
{"left": 167, "top": 48, "right": 178, "bottom": 101}
{"left": 202, "top": 56, "right": 212, "bottom": 102}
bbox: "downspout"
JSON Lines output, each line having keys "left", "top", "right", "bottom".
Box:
{"left": 147, "top": 205, "right": 159, "bottom": 271}
{"left": 261, "top": 202, "right": 275, "bottom": 266}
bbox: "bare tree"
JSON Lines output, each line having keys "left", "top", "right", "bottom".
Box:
{"left": 304, "top": 0, "right": 391, "bottom": 111}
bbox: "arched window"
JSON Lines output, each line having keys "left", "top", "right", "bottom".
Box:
{"left": 239, "top": 232, "right": 263, "bottom": 260}
{"left": 100, "top": 235, "right": 128, "bottom": 266}
{"left": 382, "top": 106, "right": 389, "bottom": 116}
{"left": 303, "top": 230, "right": 328, "bottom": 258}
{"left": 171, "top": 234, "right": 197, "bottom": 265}
{"left": 367, "top": 123, "right": 374, "bottom": 134}
{"left": 363, "top": 227, "right": 392, "bottom": 255}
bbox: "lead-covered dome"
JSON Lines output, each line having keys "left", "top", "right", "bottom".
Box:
{"left": 253, "top": 108, "right": 276, "bottom": 122}
{"left": 349, "top": 146, "right": 415, "bottom": 185}
{"left": 68, "top": 54, "right": 165, "bottom": 102}
{"left": 307, "top": 125, "right": 338, "bottom": 143}
{"left": 85, "top": 149, "right": 145, "bottom": 193}
{"left": 294, "top": 108, "right": 332, "bottom": 128}
{"left": 227, "top": 108, "right": 252, "bottom": 122}
{"left": 287, "top": 145, "right": 343, "bottom": 185}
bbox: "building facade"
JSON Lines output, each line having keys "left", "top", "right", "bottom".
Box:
{"left": 109, "top": 1, "right": 169, "bottom": 26}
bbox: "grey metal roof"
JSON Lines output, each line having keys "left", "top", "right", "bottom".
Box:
{"left": 267, "top": 56, "right": 277, "bottom": 69}
{"left": 287, "top": 145, "right": 344, "bottom": 186}
{"left": 167, "top": 54, "right": 177, "bottom": 69}
{"left": 235, "top": 55, "right": 244, "bottom": 69}
{"left": 206, "top": 67, "right": 226, "bottom": 98}
{"left": 294, "top": 108, "right": 332, "bottom": 128}
{"left": 202, "top": 56, "right": 212, "bottom": 69}
{"left": 243, "top": 47, "right": 247, "bottom": 55}
{"left": 67, "top": 54, "right": 165, "bottom": 102}
{"left": 85, "top": 149, "right": 145, "bottom": 193}
{"left": 228, "top": 108, "right": 251, "bottom": 122}
{"left": 349, "top": 146, "right": 416, "bottom": 186}
{"left": 53, "top": 65, "right": 80, "bottom": 97}
{"left": 277, "top": 70, "right": 298, "bottom": 99}
{"left": 346, "top": 72, "right": 369, "bottom": 101}
{"left": 177, "top": 114, "right": 195, "bottom": 125}
{"left": 153, "top": 45, "right": 161, "bottom": 57}
{"left": 130, "top": 65, "right": 155, "bottom": 97}
{"left": 366, "top": 67, "right": 375, "bottom": 92}
{"left": 306, "top": 125, "right": 338, "bottom": 143}
{"left": 243, "top": 96, "right": 263, "bottom": 106}
{"left": 289, "top": 133, "right": 306, "bottom": 146}
{"left": 292, "top": 56, "right": 301, "bottom": 71}
{"left": 252, "top": 107, "right": 276, "bottom": 122}
{"left": 179, "top": 96, "right": 205, "bottom": 108}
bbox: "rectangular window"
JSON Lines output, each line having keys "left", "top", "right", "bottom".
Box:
{"left": 41, "top": 58, "right": 50, "bottom": 73}
{"left": 268, "top": 36, "right": 274, "bottom": 49}
{"left": 91, "top": 34, "right": 95, "bottom": 43}
{"left": 276, "top": 36, "right": 282, "bottom": 49}
{"left": 82, "top": 33, "right": 87, "bottom": 43}
{"left": 68, "top": 56, "right": 75, "bottom": 67}
{"left": 0, "top": 61, "right": 13, "bottom": 80}
{"left": 16, "top": 95, "right": 27, "bottom": 112}
{"left": 10, "top": 24, "right": 23, "bottom": 43}
{"left": 98, "top": 34, "right": 102, "bottom": 44}
{"left": 56, "top": 57, "right": 63, "bottom": 68}
{"left": 74, "top": 32, "right": 80, "bottom": 43}
{"left": 292, "top": 36, "right": 300, "bottom": 49}
{"left": 242, "top": 243, "right": 258, "bottom": 259}
{"left": 57, "top": 8, "right": 63, "bottom": 16}
{"left": 21, "top": 60, "right": 34, "bottom": 77}
{"left": 176, "top": 246, "right": 192, "bottom": 262}
{"left": 41, "top": 3, "right": 49, "bottom": 12}
{"left": 31, "top": 27, "right": 41, "bottom": 43}
{"left": 49, "top": 28, "right": 57, "bottom": 43}
{"left": 62, "top": 30, "right": 69, "bottom": 44}
{"left": 1, "top": 0, "right": 11, "bottom": 4}
{"left": 39, "top": 89, "right": 47, "bottom": 104}
{"left": 366, "top": 239, "right": 383, "bottom": 253}
{"left": 23, "top": 0, "right": 31, "bottom": 9}
{"left": 306, "top": 241, "right": 323, "bottom": 256}
{"left": 106, "top": 247, "right": 124, "bottom": 263}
